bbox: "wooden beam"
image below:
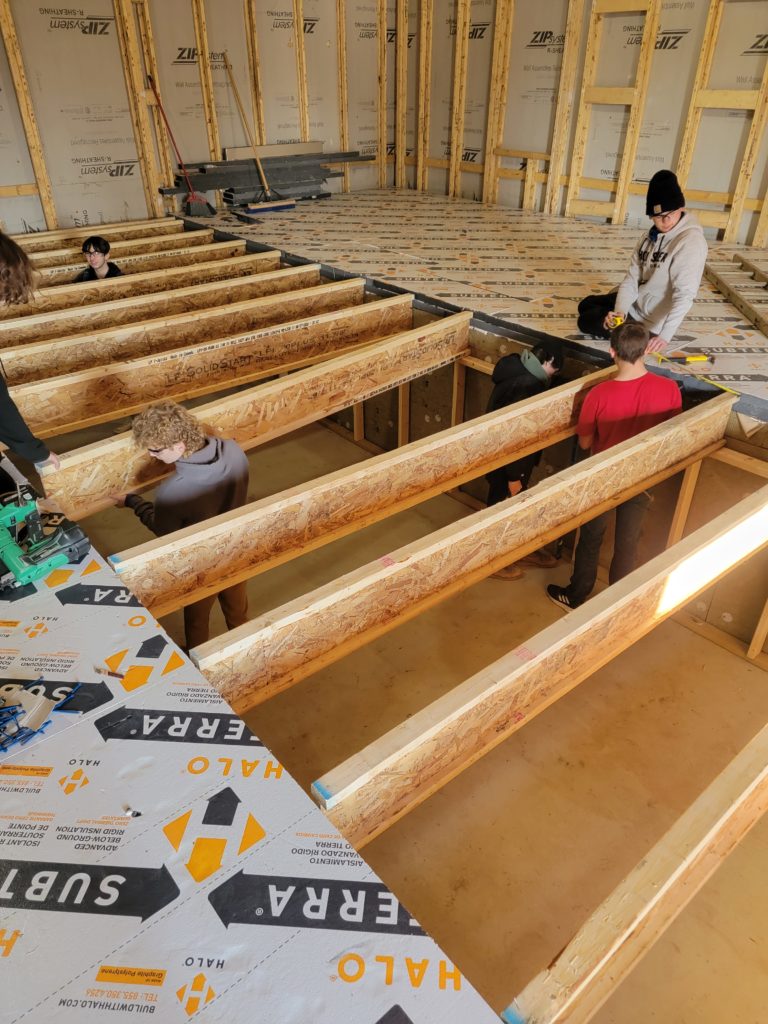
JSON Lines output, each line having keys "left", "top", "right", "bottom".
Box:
{"left": 447, "top": 0, "right": 470, "bottom": 198}
{"left": 243, "top": 0, "right": 266, "bottom": 145}
{"left": 14, "top": 295, "right": 413, "bottom": 439}
{"left": 395, "top": 0, "right": 408, "bottom": 188}
{"left": 133, "top": 0, "right": 175, "bottom": 185}
{"left": 0, "top": 264, "right": 318, "bottom": 347}
{"left": 43, "top": 312, "right": 471, "bottom": 520}
{"left": 377, "top": 0, "right": 387, "bottom": 188}
{"left": 12, "top": 217, "right": 178, "bottom": 252}
{"left": 481, "top": 0, "right": 514, "bottom": 204}
{"left": 191, "top": 0, "right": 221, "bottom": 160}
{"left": 505, "top": 675, "right": 768, "bottom": 1024}
{"left": 397, "top": 381, "right": 410, "bottom": 445}
{"left": 666, "top": 459, "right": 701, "bottom": 546}
{"left": 193, "top": 395, "right": 734, "bottom": 713}
{"left": 29, "top": 229, "right": 214, "bottom": 269}
{"left": 710, "top": 447, "right": 768, "bottom": 483}
{"left": 113, "top": 0, "right": 164, "bottom": 218}
{"left": 317, "top": 477, "right": 767, "bottom": 853}
{"left": 0, "top": 0, "right": 57, "bottom": 228}
{"left": 676, "top": 0, "right": 723, "bottom": 188}
{"left": 293, "top": 0, "right": 310, "bottom": 141}
{"left": 0, "top": 251, "right": 279, "bottom": 320}
{"left": 0, "top": 278, "right": 363, "bottom": 385}
{"left": 36, "top": 240, "right": 247, "bottom": 286}
{"left": 748, "top": 595, "right": 768, "bottom": 660}
{"left": 416, "top": 0, "right": 433, "bottom": 191}
{"left": 544, "top": 0, "right": 585, "bottom": 214}
{"left": 113, "top": 368, "right": 605, "bottom": 617}
{"left": 0, "top": 182, "right": 38, "bottom": 198}
{"left": 336, "top": 0, "right": 350, "bottom": 192}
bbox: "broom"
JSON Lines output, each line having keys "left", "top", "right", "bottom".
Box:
{"left": 147, "top": 73, "right": 216, "bottom": 217}
{"left": 222, "top": 52, "right": 295, "bottom": 213}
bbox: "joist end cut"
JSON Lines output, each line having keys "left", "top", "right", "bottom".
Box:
{"left": 500, "top": 1006, "right": 526, "bottom": 1024}
{"left": 310, "top": 779, "right": 333, "bottom": 808}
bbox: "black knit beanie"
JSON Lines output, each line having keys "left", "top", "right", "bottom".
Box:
{"left": 646, "top": 170, "right": 685, "bottom": 216}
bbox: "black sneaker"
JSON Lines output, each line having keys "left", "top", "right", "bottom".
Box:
{"left": 546, "top": 584, "right": 580, "bottom": 611}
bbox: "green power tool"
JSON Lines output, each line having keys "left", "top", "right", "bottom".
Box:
{"left": 0, "top": 459, "right": 89, "bottom": 590}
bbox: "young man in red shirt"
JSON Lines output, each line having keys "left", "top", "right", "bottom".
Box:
{"left": 547, "top": 321, "right": 681, "bottom": 610}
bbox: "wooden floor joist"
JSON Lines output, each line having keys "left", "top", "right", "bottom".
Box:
{"left": 0, "top": 278, "right": 362, "bottom": 385}
{"left": 43, "top": 312, "right": 471, "bottom": 520}
{"left": 0, "top": 264, "right": 317, "bottom": 346}
{"left": 36, "top": 240, "right": 247, "bottom": 286}
{"left": 504, "top": 610, "right": 768, "bottom": 1023}
{"left": 15, "top": 295, "right": 413, "bottom": 438}
{"left": 111, "top": 369, "right": 613, "bottom": 615}
{"left": 12, "top": 217, "right": 180, "bottom": 253}
{"left": 314, "top": 475, "right": 766, "bottom": 854}
{"left": 0, "top": 252, "right": 280, "bottom": 321}
{"left": 29, "top": 229, "right": 215, "bottom": 269}
{"left": 192, "top": 394, "right": 734, "bottom": 714}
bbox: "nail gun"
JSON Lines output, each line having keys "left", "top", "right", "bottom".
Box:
{"left": 0, "top": 456, "right": 89, "bottom": 591}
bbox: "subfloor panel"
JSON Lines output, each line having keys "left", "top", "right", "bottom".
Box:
{"left": 192, "top": 189, "right": 768, "bottom": 417}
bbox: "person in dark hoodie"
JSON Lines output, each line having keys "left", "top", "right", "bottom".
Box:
{"left": 112, "top": 401, "right": 249, "bottom": 650}
{"left": 0, "top": 230, "right": 60, "bottom": 485}
{"left": 576, "top": 169, "right": 707, "bottom": 353}
{"left": 485, "top": 338, "right": 564, "bottom": 580}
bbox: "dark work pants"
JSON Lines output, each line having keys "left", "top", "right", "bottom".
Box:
{"left": 486, "top": 468, "right": 512, "bottom": 506}
{"left": 566, "top": 491, "right": 651, "bottom": 604}
{"left": 184, "top": 581, "right": 249, "bottom": 651}
{"left": 577, "top": 290, "right": 619, "bottom": 339}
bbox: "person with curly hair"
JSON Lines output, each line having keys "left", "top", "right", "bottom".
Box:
{"left": 112, "top": 401, "right": 250, "bottom": 650}
{"left": 0, "top": 231, "right": 59, "bottom": 476}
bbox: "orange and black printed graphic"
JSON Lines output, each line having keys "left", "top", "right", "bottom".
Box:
{"left": 176, "top": 972, "right": 215, "bottom": 1016}
{"left": 208, "top": 872, "right": 425, "bottom": 936}
{"left": 163, "top": 787, "right": 266, "bottom": 883}
{"left": 101, "top": 633, "right": 184, "bottom": 693}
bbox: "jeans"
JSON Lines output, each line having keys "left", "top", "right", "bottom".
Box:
{"left": 567, "top": 491, "right": 651, "bottom": 604}
{"left": 184, "top": 581, "right": 249, "bottom": 651}
{"left": 577, "top": 290, "right": 619, "bottom": 339}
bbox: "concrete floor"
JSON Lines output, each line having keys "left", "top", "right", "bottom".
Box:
{"left": 80, "top": 421, "right": 768, "bottom": 1023}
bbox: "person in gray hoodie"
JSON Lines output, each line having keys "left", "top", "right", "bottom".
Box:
{"left": 112, "top": 400, "right": 249, "bottom": 650}
{"left": 577, "top": 170, "right": 707, "bottom": 352}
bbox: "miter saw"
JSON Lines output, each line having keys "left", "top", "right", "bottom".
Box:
{"left": 0, "top": 456, "right": 89, "bottom": 591}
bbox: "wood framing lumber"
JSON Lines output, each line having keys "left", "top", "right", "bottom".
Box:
{"left": 12, "top": 217, "right": 178, "bottom": 252}
{"left": 192, "top": 394, "right": 734, "bottom": 714}
{"left": 29, "top": 229, "right": 214, "bottom": 268}
{"left": 0, "top": 265, "right": 319, "bottom": 347}
{"left": 0, "top": 278, "right": 361, "bottom": 385}
{"left": 0, "top": 252, "right": 279, "bottom": 321}
{"left": 504, "top": 675, "right": 768, "bottom": 1023}
{"left": 111, "top": 368, "right": 612, "bottom": 615}
{"left": 36, "top": 240, "right": 248, "bottom": 286}
{"left": 14, "top": 295, "right": 413, "bottom": 438}
{"left": 42, "top": 312, "right": 471, "bottom": 520}
{"left": 314, "top": 477, "right": 768, "bottom": 855}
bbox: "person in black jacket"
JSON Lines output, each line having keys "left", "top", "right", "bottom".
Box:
{"left": 73, "top": 236, "right": 123, "bottom": 282}
{"left": 486, "top": 338, "right": 564, "bottom": 579}
{"left": 0, "top": 231, "right": 59, "bottom": 484}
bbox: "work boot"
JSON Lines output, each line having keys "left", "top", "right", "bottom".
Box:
{"left": 491, "top": 564, "right": 525, "bottom": 581}
{"left": 517, "top": 548, "right": 559, "bottom": 569}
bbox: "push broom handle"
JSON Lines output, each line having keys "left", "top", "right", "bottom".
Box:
{"left": 146, "top": 73, "right": 198, "bottom": 198}
{"left": 222, "top": 52, "right": 271, "bottom": 194}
